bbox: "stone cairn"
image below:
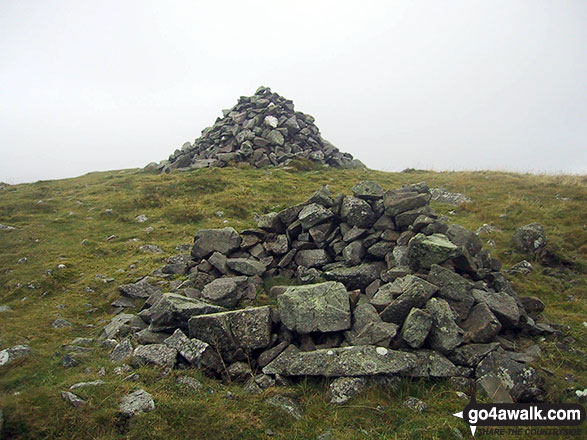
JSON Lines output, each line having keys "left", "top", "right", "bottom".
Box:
{"left": 103, "top": 181, "right": 554, "bottom": 403}
{"left": 148, "top": 86, "right": 364, "bottom": 173}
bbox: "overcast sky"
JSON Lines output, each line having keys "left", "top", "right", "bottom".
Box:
{"left": 1, "top": 1, "right": 585, "bottom": 183}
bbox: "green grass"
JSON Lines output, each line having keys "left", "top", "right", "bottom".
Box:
{"left": 0, "top": 166, "right": 585, "bottom": 439}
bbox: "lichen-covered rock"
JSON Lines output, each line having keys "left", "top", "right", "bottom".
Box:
{"left": 119, "top": 389, "right": 155, "bottom": 417}
{"left": 191, "top": 227, "right": 242, "bottom": 260}
{"left": 226, "top": 258, "right": 266, "bottom": 276}
{"left": 278, "top": 282, "right": 351, "bottom": 334}
{"left": 329, "top": 377, "right": 368, "bottom": 404}
{"left": 400, "top": 308, "right": 433, "bottom": 349}
{"left": 513, "top": 223, "right": 547, "bottom": 254}
{"left": 148, "top": 293, "right": 226, "bottom": 332}
{"left": 263, "top": 345, "right": 417, "bottom": 377}
{"left": 407, "top": 233, "right": 458, "bottom": 271}
{"left": 110, "top": 339, "right": 134, "bottom": 363}
{"left": 119, "top": 279, "right": 161, "bottom": 299}
{"left": 0, "top": 345, "right": 32, "bottom": 366}
{"left": 200, "top": 277, "right": 252, "bottom": 309}
{"left": 461, "top": 303, "right": 502, "bottom": 343}
{"left": 405, "top": 349, "right": 461, "bottom": 378}
{"left": 132, "top": 344, "right": 177, "bottom": 368}
{"left": 265, "top": 395, "right": 304, "bottom": 420}
{"left": 343, "top": 301, "right": 397, "bottom": 346}
{"left": 427, "top": 264, "right": 474, "bottom": 321}
{"left": 351, "top": 181, "right": 384, "bottom": 200}
{"left": 380, "top": 275, "right": 437, "bottom": 324}
{"left": 425, "top": 298, "right": 464, "bottom": 355}
{"left": 471, "top": 289, "right": 520, "bottom": 328}
{"left": 163, "top": 329, "right": 221, "bottom": 372}
{"left": 340, "top": 196, "right": 378, "bottom": 228}
{"left": 384, "top": 191, "right": 430, "bottom": 216}
{"left": 323, "top": 262, "right": 386, "bottom": 290}
{"left": 188, "top": 306, "right": 272, "bottom": 361}
{"left": 294, "top": 249, "right": 331, "bottom": 268}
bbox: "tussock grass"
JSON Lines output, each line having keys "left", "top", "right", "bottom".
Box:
{"left": 0, "top": 166, "right": 585, "bottom": 439}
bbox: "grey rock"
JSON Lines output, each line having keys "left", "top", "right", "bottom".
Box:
{"left": 0, "top": 305, "right": 12, "bottom": 312}
{"left": 380, "top": 275, "right": 437, "bottom": 324}
{"left": 163, "top": 329, "right": 219, "bottom": 370}
{"left": 329, "top": 377, "right": 368, "bottom": 404}
{"left": 70, "top": 380, "right": 105, "bottom": 390}
{"left": 446, "top": 224, "right": 483, "bottom": 256}
{"left": 429, "top": 188, "right": 472, "bottom": 205}
{"left": 200, "top": 277, "right": 251, "bottom": 308}
{"left": 405, "top": 349, "right": 461, "bottom": 377}
{"left": 61, "top": 391, "right": 86, "bottom": 408}
{"left": 472, "top": 289, "right": 520, "bottom": 328}
{"left": 119, "top": 389, "right": 155, "bottom": 417}
{"left": 176, "top": 376, "right": 203, "bottom": 391}
{"left": 513, "top": 223, "right": 547, "bottom": 254}
{"left": 403, "top": 397, "right": 427, "bottom": 413}
{"left": 139, "top": 244, "right": 163, "bottom": 254}
{"left": 400, "top": 308, "right": 433, "bottom": 349}
{"left": 448, "top": 343, "right": 500, "bottom": 367}
{"left": 294, "top": 249, "right": 331, "bottom": 268}
{"left": 264, "top": 234, "right": 289, "bottom": 255}
{"left": 149, "top": 292, "right": 226, "bottom": 332}
{"left": 132, "top": 344, "right": 177, "bottom": 368}
{"left": 507, "top": 260, "right": 534, "bottom": 275}
{"left": 351, "top": 181, "right": 384, "bottom": 200}
{"left": 226, "top": 258, "right": 266, "bottom": 276}
{"left": 119, "top": 279, "right": 161, "bottom": 299}
{"left": 188, "top": 306, "right": 272, "bottom": 361}
{"left": 61, "top": 354, "right": 80, "bottom": 368}
{"left": 407, "top": 233, "right": 458, "bottom": 271}
{"left": 461, "top": 303, "right": 502, "bottom": 343}
{"left": 110, "top": 339, "right": 134, "bottom": 363}
{"left": 278, "top": 282, "right": 351, "bottom": 334}
{"left": 427, "top": 264, "right": 474, "bottom": 321}
{"left": 191, "top": 227, "right": 242, "bottom": 260}
{"left": 298, "top": 203, "right": 333, "bottom": 229}
{"left": 344, "top": 302, "right": 398, "bottom": 346}
{"left": 425, "top": 298, "right": 464, "bottom": 355}
{"left": 323, "top": 262, "right": 386, "bottom": 290}
{"left": 342, "top": 241, "right": 365, "bottom": 266}
{"left": 519, "top": 296, "right": 545, "bottom": 315}
{"left": 265, "top": 395, "right": 304, "bottom": 420}
{"left": 263, "top": 345, "right": 417, "bottom": 377}
{"left": 257, "top": 212, "right": 284, "bottom": 232}
{"left": 0, "top": 345, "right": 32, "bottom": 366}
{"left": 306, "top": 185, "right": 334, "bottom": 207}
{"left": 52, "top": 318, "right": 72, "bottom": 329}
{"left": 384, "top": 191, "right": 430, "bottom": 216}
{"left": 340, "top": 196, "right": 378, "bottom": 228}
{"left": 136, "top": 328, "right": 169, "bottom": 345}
{"left": 258, "top": 341, "right": 289, "bottom": 368}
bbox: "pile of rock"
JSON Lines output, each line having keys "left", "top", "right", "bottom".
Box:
{"left": 102, "top": 181, "right": 554, "bottom": 403}
{"left": 149, "top": 86, "right": 363, "bottom": 172}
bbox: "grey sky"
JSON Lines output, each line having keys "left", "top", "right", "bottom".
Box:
{"left": 1, "top": 0, "right": 585, "bottom": 183}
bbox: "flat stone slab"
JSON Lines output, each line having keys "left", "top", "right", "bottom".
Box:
{"left": 263, "top": 345, "right": 417, "bottom": 377}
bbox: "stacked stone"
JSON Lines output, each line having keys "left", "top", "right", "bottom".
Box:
{"left": 151, "top": 86, "right": 363, "bottom": 172}
{"left": 102, "top": 181, "right": 553, "bottom": 403}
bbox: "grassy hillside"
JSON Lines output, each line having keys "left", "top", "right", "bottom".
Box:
{"left": 0, "top": 166, "right": 585, "bottom": 439}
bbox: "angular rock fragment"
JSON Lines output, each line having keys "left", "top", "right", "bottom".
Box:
{"left": 329, "top": 377, "right": 368, "bottom": 404}
{"left": 425, "top": 298, "right": 464, "bottom": 355}
{"left": 400, "top": 308, "right": 433, "bottom": 349}
{"left": 200, "top": 277, "right": 252, "bottom": 309}
{"left": 407, "top": 233, "right": 458, "bottom": 271}
{"left": 380, "top": 275, "right": 437, "bottom": 324}
{"left": 461, "top": 303, "right": 502, "bottom": 343}
{"left": 148, "top": 293, "right": 226, "bottom": 332}
{"left": 188, "top": 306, "right": 272, "bottom": 361}
{"left": 278, "top": 282, "right": 351, "bottom": 334}
{"left": 343, "top": 302, "right": 397, "bottom": 346}
{"left": 132, "top": 344, "right": 177, "bottom": 368}
{"left": 191, "top": 227, "right": 242, "bottom": 260}
{"left": 323, "top": 262, "right": 386, "bottom": 290}
{"left": 119, "top": 389, "right": 155, "bottom": 417}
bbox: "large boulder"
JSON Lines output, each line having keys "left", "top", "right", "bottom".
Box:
{"left": 188, "top": 306, "right": 272, "bottom": 361}
{"left": 278, "top": 282, "right": 351, "bottom": 334}
{"left": 471, "top": 289, "right": 520, "bottom": 328}
{"left": 407, "top": 233, "right": 458, "bottom": 271}
{"left": 263, "top": 345, "right": 417, "bottom": 377}
{"left": 148, "top": 293, "right": 226, "bottom": 332}
{"left": 191, "top": 227, "right": 242, "bottom": 260}
{"left": 513, "top": 223, "right": 547, "bottom": 254}
{"left": 340, "top": 196, "right": 378, "bottom": 228}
